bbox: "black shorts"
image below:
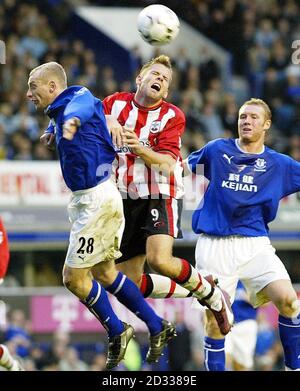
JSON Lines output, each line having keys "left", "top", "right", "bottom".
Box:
{"left": 116, "top": 197, "right": 183, "bottom": 264}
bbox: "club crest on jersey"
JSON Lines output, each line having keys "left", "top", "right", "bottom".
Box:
{"left": 254, "top": 158, "right": 267, "bottom": 172}
{"left": 149, "top": 120, "right": 162, "bottom": 134}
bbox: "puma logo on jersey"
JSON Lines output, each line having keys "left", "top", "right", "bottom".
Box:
{"left": 223, "top": 154, "right": 234, "bottom": 164}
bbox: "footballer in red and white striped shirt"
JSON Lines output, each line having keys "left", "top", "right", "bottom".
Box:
{"left": 103, "top": 91, "right": 185, "bottom": 199}
{"left": 102, "top": 57, "right": 227, "bottom": 331}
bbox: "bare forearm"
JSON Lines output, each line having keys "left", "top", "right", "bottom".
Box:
{"left": 124, "top": 129, "right": 176, "bottom": 174}
{"left": 138, "top": 147, "right": 176, "bottom": 175}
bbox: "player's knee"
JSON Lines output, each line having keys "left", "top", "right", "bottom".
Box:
{"left": 147, "top": 258, "right": 164, "bottom": 274}
{"left": 63, "top": 275, "right": 75, "bottom": 292}
{"left": 63, "top": 274, "right": 85, "bottom": 298}
{"left": 147, "top": 253, "right": 166, "bottom": 273}
{"left": 275, "top": 294, "right": 299, "bottom": 317}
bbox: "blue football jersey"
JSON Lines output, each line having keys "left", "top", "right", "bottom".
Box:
{"left": 45, "top": 86, "right": 116, "bottom": 191}
{"left": 232, "top": 281, "right": 257, "bottom": 323}
{"left": 188, "top": 138, "right": 300, "bottom": 236}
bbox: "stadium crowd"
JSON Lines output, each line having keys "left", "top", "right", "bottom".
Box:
{"left": 0, "top": 307, "right": 284, "bottom": 371}
{"left": 0, "top": 0, "right": 299, "bottom": 161}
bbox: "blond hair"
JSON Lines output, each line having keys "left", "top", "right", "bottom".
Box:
{"left": 30, "top": 62, "right": 67, "bottom": 87}
{"left": 139, "top": 55, "right": 172, "bottom": 78}
{"left": 241, "top": 98, "right": 272, "bottom": 120}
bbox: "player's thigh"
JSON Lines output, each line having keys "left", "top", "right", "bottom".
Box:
{"left": 65, "top": 180, "right": 124, "bottom": 269}
{"left": 240, "top": 241, "right": 291, "bottom": 307}
{"left": 195, "top": 235, "right": 238, "bottom": 303}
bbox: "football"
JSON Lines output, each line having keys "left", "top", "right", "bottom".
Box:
{"left": 137, "top": 4, "right": 180, "bottom": 46}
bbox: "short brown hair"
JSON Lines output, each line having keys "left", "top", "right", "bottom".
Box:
{"left": 139, "top": 55, "right": 172, "bottom": 78}
{"left": 241, "top": 98, "right": 272, "bottom": 120}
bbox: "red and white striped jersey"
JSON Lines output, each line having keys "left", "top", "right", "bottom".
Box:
{"left": 103, "top": 92, "right": 185, "bottom": 199}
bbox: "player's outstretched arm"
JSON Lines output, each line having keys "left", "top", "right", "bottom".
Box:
{"left": 124, "top": 129, "right": 176, "bottom": 175}
{"left": 105, "top": 115, "right": 125, "bottom": 148}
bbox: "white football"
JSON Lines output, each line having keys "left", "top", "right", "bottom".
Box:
{"left": 137, "top": 4, "right": 180, "bottom": 46}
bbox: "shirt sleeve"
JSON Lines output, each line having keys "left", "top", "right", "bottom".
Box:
{"left": 63, "top": 87, "right": 95, "bottom": 125}
{"left": 102, "top": 93, "right": 119, "bottom": 115}
{"left": 153, "top": 112, "right": 185, "bottom": 160}
{"left": 187, "top": 144, "right": 209, "bottom": 174}
{"left": 283, "top": 156, "right": 300, "bottom": 196}
{"left": 45, "top": 120, "right": 55, "bottom": 134}
{"left": 0, "top": 218, "right": 9, "bottom": 280}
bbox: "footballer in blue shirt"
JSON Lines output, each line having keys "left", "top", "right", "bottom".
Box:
{"left": 187, "top": 98, "right": 300, "bottom": 371}
{"left": 27, "top": 62, "right": 176, "bottom": 369}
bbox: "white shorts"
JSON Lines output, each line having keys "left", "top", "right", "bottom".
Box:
{"left": 195, "top": 235, "right": 290, "bottom": 307}
{"left": 225, "top": 319, "right": 258, "bottom": 369}
{"left": 65, "top": 179, "right": 124, "bottom": 268}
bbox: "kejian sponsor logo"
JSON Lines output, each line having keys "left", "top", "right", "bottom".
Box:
{"left": 222, "top": 180, "right": 257, "bottom": 192}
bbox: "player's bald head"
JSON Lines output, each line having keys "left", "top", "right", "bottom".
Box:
{"left": 27, "top": 62, "right": 67, "bottom": 110}
{"left": 29, "top": 62, "right": 67, "bottom": 88}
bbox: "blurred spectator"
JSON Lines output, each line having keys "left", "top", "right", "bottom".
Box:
{"left": 58, "top": 346, "right": 89, "bottom": 371}
{"left": 168, "top": 311, "right": 192, "bottom": 371}
{"left": 0, "top": 0, "right": 299, "bottom": 158}
{"left": 90, "top": 352, "right": 107, "bottom": 371}
{"left": 4, "top": 309, "right": 32, "bottom": 358}
{"left": 39, "top": 329, "right": 71, "bottom": 369}
{"left": 254, "top": 311, "right": 281, "bottom": 371}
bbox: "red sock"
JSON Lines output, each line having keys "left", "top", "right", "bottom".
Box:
{"left": 174, "top": 259, "right": 192, "bottom": 284}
